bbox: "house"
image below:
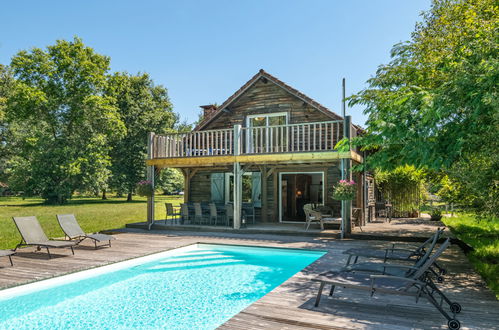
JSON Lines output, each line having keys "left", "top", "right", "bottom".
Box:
{"left": 146, "top": 69, "right": 366, "bottom": 234}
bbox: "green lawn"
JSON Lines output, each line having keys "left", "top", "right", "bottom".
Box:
{"left": 442, "top": 214, "right": 499, "bottom": 299}
{"left": 0, "top": 195, "right": 183, "bottom": 250}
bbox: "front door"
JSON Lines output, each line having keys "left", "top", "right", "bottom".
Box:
{"left": 279, "top": 172, "right": 324, "bottom": 222}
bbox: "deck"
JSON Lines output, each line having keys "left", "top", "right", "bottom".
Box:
{"left": 0, "top": 230, "right": 497, "bottom": 329}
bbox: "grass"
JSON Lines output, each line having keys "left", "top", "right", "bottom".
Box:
{"left": 0, "top": 195, "right": 183, "bottom": 250}
{"left": 442, "top": 214, "right": 499, "bottom": 299}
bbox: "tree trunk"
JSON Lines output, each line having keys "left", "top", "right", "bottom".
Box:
{"left": 102, "top": 189, "right": 107, "bottom": 200}
{"left": 127, "top": 192, "right": 132, "bottom": 202}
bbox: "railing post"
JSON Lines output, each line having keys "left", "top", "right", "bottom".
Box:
{"left": 147, "top": 132, "right": 155, "bottom": 229}
{"left": 233, "top": 124, "right": 241, "bottom": 156}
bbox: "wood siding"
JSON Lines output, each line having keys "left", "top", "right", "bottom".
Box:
{"left": 202, "top": 78, "right": 343, "bottom": 137}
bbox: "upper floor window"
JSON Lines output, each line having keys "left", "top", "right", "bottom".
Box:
{"left": 246, "top": 112, "right": 288, "bottom": 153}
{"left": 247, "top": 112, "right": 288, "bottom": 128}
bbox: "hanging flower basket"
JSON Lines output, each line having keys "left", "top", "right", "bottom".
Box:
{"left": 332, "top": 180, "right": 356, "bottom": 201}
{"left": 136, "top": 180, "right": 154, "bottom": 197}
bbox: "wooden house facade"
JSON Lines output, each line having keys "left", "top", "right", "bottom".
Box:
{"left": 146, "top": 70, "right": 365, "bottom": 233}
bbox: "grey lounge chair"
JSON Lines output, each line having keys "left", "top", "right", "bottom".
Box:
{"left": 313, "top": 239, "right": 461, "bottom": 330}
{"left": 0, "top": 250, "right": 15, "bottom": 266}
{"left": 57, "top": 214, "right": 115, "bottom": 249}
{"left": 13, "top": 216, "right": 76, "bottom": 258}
{"left": 343, "top": 228, "right": 447, "bottom": 275}
{"left": 341, "top": 227, "right": 444, "bottom": 280}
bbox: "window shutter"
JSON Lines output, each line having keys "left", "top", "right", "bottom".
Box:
{"left": 211, "top": 173, "right": 225, "bottom": 202}
{"left": 252, "top": 172, "right": 262, "bottom": 207}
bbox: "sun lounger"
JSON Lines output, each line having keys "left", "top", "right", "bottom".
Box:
{"left": 343, "top": 228, "right": 447, "bottom": 275}
{"left": 13, "top": 216, "right": 76, "bottom": 258}
{"left": 313, "top": 239, "right": 461, "bottom": 330}
{"left": 340, "top": 228, "right": 444, "bottom": 280}
{"left": 0, "top": 250, "right": 15, "bottom": 266}
{"left": 57, "top": 214, "right": 115, "bottom": 249}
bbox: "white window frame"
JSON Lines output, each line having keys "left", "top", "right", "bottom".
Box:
{"left": 246, "top": 112, "right": 288, "bottom": 153}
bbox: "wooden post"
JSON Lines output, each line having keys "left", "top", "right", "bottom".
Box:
{"left": 183, "top": 168, "right": 190, "bottom": 203}
{"left": 341, "top": 116, "right": 352, "bottom": 237}
{"left": 147, "top": 132, "right": 155, "bottom": 228}
{"left": 261, "top": 166, "right": 268, "bottom": 223}
{"left": 233, "top": 124, "right": 242, "bottom": 229}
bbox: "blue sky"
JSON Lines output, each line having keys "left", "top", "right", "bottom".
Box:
{"left": 0, "top": 0, "right": 430, "bottom": 126}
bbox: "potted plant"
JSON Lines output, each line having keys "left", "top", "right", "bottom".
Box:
{"left": 332, "top": 180, "right": 356, "bottom": 201}
{"left": 136, "top": 180, "right": 154, "bottom": 197}
{"left": 430, "top": 207, "right": 443, "bottom": 221}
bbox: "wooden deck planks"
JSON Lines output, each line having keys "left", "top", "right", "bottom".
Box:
{"left": 0, "top": 229, "right": 497, "bottom": 329}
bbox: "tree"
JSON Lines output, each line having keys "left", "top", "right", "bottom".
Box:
{"left": 157, "top": 168, "right": 184, "bottom": 195}
{"left": 106, "top": 72, "right": 176, "bottom": 201}
{"left": 350, "top": 0, "right": 498, "bottom": 217}
{"left": 0, "top": 65, "right": 14, "bottom": 184}
{"left": 6, "top": 37, "right": 125, "bottom": 203}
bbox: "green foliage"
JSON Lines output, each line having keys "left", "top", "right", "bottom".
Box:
{"left": 136, "top": 180, "right": 154, "bottom": 197}
{"left": 0, "top": 65, "right": 14, "bottom": 184}
{"left": 157, "top": 168, "right": 184, "bottom": 195}
{"left": 375, "top": 165, "right": 425, "bottom": 216}
{"left": 105, "top": 72, "right": 176, "bottom": 199}
{"left": 5, "top": 37, "right": 125, "bottom": 203}
{"left": 350, "top": 0, "right": 498, "bottom": 218}
{"left": 332, "top": 180, "right": 356, "bottom": 200}
{"left": 442, "top": 214, "right": 499, "bottom": 298}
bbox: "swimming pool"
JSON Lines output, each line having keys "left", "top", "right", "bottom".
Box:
{"left": 0, "top": 243, "right": 325, "bottom": 329}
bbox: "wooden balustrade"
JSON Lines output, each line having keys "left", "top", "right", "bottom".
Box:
{"left": 242, "top": 121, "right": 342, "bottom": 154}
{"left": 151, "top": 120, "right": 343, "bottom": 159}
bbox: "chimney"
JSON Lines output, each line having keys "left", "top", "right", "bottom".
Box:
{"left": 200, "top": 104, "right": 217, "bottom": 118}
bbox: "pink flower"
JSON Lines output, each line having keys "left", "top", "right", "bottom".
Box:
{"left": 339, "top": 180, "right": 346, "bottom": 183}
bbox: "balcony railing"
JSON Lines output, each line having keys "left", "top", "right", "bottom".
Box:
{"left": 151, "top": 120, "right": 348, "bottom": 159}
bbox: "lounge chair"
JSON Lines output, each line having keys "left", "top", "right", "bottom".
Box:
{"left": 343, "top": 228, "right": 447, "bottom": 275}
{"left": 13, "top": 216, "right": 76, "bottom": 258}
{"left": 341, "top": 227, "right": 443, "bottom": 280}
{"left": 313, "top": 239, "right": 461, "bottom": 330}
{"left": 57, "top": 214, "right": 115, "bottom": 249}
{"left": 0, "top": 250, "right": 15, "bottom": 266}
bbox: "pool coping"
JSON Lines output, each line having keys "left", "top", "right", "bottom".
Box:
{"left": 0, "top": 242, "right": 328, "bottom": 301}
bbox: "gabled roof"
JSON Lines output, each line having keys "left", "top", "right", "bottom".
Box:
{"left": 195, "top": 69, "right": 345, "bottom": 130}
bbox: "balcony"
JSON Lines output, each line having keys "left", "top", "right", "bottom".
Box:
{"left": 147, "top": 119, "right": 362, "bottom": 168}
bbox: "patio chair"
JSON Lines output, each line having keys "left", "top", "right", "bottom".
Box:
{"left": 340, "top": 228, "right": 441, "bottom": 279}
{"left": 242, "top": 202, "right": 256, "bottom": 225}
{"left": 304, "top": 204, "right": 324, "bottom": 230}
{"left": 225, "top": 203, "right": 234, "bottom": 227}
{"left": 56, "top": 214, "right": 116, "bottom": 249}
{"left": 12, "top": 216, "right": 76, "bottom": 259}
{"left": 193, "top": 202, "right": 208, "bottom": 225}
{"left": 0, "top": 249, "right": 15, "bottom": 266}
{"left": 343, "top": 228, "right": 447, "bottom": 276}
{"left": 180, "top": 203, "right": 190, "bottom": 224}
{"left": 313, "top": 239, "right": 461, "bottom": 330}
{"left": 208, "top": 203, "right": 219, "bottom": 225}
{"left": 165, "top": 203, "right": 180, "bottom": 224}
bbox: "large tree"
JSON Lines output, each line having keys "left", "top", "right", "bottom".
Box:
{"left": 351, "top": 0, "right": 498, "bottom": 217}
{"left": 106, "top": 72, "right": 176, "bottom": 201}
{"left": 0, "top": 65, "right": 14, "bottom": 184}
{"left": 6, "top": 37, "right": 125, "bottom": 203}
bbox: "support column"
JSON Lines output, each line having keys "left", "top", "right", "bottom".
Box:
{"left": 146, "top": 132, "right": 155, "bottom": 228}
{"left": 233, "top": 124, "right": 242, "bottom": 229}
{"left": 341, "top": 116, "right": 352, "bottom": 237}
{"left": 261, "top": 166, "right": 268, "bottom": 223}
{"left": 233, "top": 162, "right": 242, "bottom": 229}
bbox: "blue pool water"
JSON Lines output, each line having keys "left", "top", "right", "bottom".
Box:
{"left": 0, "top": 243, "right": 325, "bottom": 329}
